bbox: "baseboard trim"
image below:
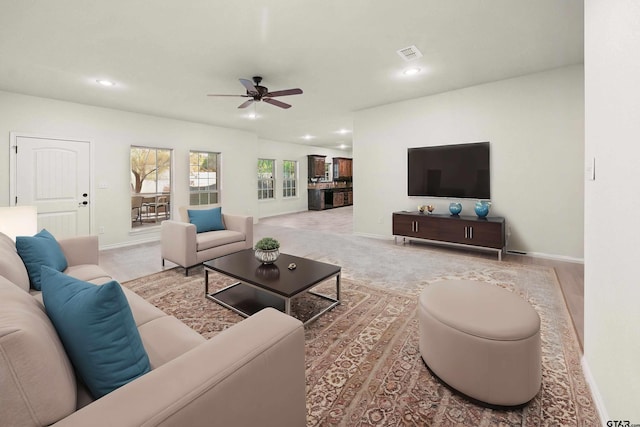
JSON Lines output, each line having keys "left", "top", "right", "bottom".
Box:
{"left": 357, "top": 233, "right": 585, "bottom": 264}
{"left": 100, "top": 235, "right": 160, "bottom": 251}
{"left": 257, "top": 208, "right": 309, "bottom": 221}
{"left": 581, "top": 356, "right": 608, "bottom": 425}
{"left": 505, "top": 250, "right": 584, "bottom": 264}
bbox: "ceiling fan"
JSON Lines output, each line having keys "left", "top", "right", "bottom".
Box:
{"left": 207, "top": 76, "right": 303, "bottom": 109}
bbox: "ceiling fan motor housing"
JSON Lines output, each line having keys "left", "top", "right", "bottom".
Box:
{"left": 251, "top": 85, "right": 269, "bottom": 100}
{"left": 208, "top": 75, "right": 302, "bottom": 109}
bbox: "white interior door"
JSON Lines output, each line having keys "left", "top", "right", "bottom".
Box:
{"left": 14, "top": 136, "right": 91, "bottom": 238}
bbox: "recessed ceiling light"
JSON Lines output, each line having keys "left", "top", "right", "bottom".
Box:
{"left": 336, "top": 129, "right": 351, "bottom": 135}
{"left": 339, "top": 144, "right": 348, "bottom": 149}
{"left": 302, "top": 134, "right": 315, "bottom": 140}
{"left": 246, "top": 112, "right": 259, "bottom": 120}
{"left": 96, "top": 79, "right": 116, "bottom": 87}
{"left": 403, "top": 67, "right": 421, "bottom": 76}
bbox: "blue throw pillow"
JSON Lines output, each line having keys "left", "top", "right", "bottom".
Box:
{"left": 16, "top": 229, "right": 68, "bottom": 290}
{"left": 187, "top": 207, "right": 225, "bottom": 233}
{"left": 40, "top": 266, "right": 151, "bottom": 399}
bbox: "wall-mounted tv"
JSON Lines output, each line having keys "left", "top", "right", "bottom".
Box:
{"left": 408, "top": 141, "right": 490, "bottom": 199}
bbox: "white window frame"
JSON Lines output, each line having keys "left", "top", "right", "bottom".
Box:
{"left": 282, "top": 160, "right": 298, "bottom": 198}
{"left": 258, "top": 158, "right": 275, "bottom": 200}
{"left": 189, "top": 151, "right": 220, "bottom": 205}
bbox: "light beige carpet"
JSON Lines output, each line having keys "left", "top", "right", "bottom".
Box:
{"left": 124, "top": 261, "right": 599, "bottom": 426}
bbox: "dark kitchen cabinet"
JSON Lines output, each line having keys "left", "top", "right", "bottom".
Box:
{"left": 308, "top": 189, "right": 325, "bottom": 210}
{"left": 308, "top": 155, "right": 326, "bottom": 179}
{"left": 308, "top": 188, "right": 352, "bottom": 210}
{"left": 332, "top": 191, "right": 344, "bottom": 207}
{"left": 332, "top": 157, "right": 352, "bottom": 181}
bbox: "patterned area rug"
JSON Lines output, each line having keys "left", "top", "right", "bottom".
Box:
{"left": 123, "top": 264, "right": 599, "bottom": 426}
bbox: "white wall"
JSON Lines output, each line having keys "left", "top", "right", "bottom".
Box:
{"left": 353, "top": 65, "right": 584, "bottom": 260}
{"left": 585, "top": 1, "right": 640, "bottom": 421}
{"left": 256, "top": 138, "right": 350, "bottom": 218}
{"left": 0, "top": 91, "right": 348, "bottom": 248}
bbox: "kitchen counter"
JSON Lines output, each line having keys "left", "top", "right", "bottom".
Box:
{"left": 307, "top": 181, "right": 352, "bottom": 190}
{"left": 308, "top": 183, "right": 353, "bottom": 210}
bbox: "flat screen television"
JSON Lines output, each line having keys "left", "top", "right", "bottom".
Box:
{"left": 408, "top": 141, "right": 490, "bottom": 199}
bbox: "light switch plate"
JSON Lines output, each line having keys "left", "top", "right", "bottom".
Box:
{"left": 585, "top": 157, "right": 595, "bottom": 181}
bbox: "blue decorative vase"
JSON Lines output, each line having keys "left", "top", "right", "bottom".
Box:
{"left": 449, "top": 202, "right": 462, "bottom": 216}
{"left": 474, "top": 201, "right": 490, "bottom": 218}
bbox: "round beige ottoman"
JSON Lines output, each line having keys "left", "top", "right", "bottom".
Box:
{"left": 418, "top": 280, "right": 541, "bottom": 406}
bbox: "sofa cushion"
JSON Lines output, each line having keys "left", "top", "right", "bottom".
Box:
{"left": 196, "top": 230, "right": 246, "bottom": 251}
{"left": 0, "top": 232, "right": 30, "bottom": 292}
{"left": 188, "top": 207, "right": 226, "bottom": 233}
{"left": 41, "top": 266, "right": 151, "bottom": 399}
{"left": 137, "top": 316, "right": 206, "bottom": 369}
{"left": 0, "top": 276, "right": 77, "bottom": 426}
{"left": 121, "top": 286, "right": 168, "bottom": 327}
{"left": 64, "top": 264, "right": 113, "bottom": 284}
{"left": 16, "top": 229, "right": 68, "bottom": 291}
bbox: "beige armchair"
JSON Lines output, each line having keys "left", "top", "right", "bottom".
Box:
{"left": 161, "top": 205, "right": 253, "bottom": 275}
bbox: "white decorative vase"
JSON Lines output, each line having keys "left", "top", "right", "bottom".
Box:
{"left": 255, "top": 248, "right": 280, "bottom": 264}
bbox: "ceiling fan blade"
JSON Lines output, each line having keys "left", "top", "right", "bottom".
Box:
{"left": 239, "top": 78, "right": 258, "bottom": 95}
{"left": 207, "top": 94, "right": 249, "bottom": 97}
{"left": 238, "top": 99, "right": 254, "bottom": 109}
{"left": 263, "top": 98, "right": 292, "bottom": 109}
{"left": 265, "top": 88, "right": 303, "bottom": 97}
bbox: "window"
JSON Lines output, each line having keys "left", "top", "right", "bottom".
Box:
{"left": 130, "top": 146, "right": 172, "bottom": 228}
{"left": 189, "top": 151, "right": 220, "bottom": 205}
{"left": 282, "top": 160, "right": 297, "bottom": 198}
{"left": 258, "top": 159, "right": 275, "bottom": 200}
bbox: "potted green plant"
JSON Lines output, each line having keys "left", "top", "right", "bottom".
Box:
{"left": 254, "top": 237, "right": 280, "bottom": 264}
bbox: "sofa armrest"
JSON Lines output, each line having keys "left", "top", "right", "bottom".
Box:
{"left": 222, "top": 214, "right": 253, "bottom": 248}
{"left": 53, "top": 308, "right": 306, "bottom": 427}
{"left": 161, "top": 220, "right": 198, "bottom": 268}
{"left": 57, "top": 236, "right": 99, "bottom": 266}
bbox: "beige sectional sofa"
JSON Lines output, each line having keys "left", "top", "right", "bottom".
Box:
{"left": 0, "top": 232, "right": 306, "bottom": 427}
{"left": 161, "top": 205, "right": 253, "bottom": 275}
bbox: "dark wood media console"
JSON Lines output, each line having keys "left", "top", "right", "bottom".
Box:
{"left": 392, "top": 211, "right": 505, "bottom": 260}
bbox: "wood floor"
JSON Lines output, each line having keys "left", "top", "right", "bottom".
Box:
{"left": 101, "top": 206, "right": 584, "bottom": 350}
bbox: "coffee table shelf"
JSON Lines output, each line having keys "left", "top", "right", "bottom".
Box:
{"left": 203, "top": 249, "right": 341, "bottom": 325}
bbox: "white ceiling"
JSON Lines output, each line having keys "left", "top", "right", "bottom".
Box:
{"left": 0, "top": 1, "right": 583, "bottom": 149}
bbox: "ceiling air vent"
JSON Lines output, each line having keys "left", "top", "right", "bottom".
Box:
{"left": 396, "top": 45, "right": 423, "bottom": 62}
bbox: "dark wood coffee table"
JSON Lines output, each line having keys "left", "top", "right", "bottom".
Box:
{"left": 203, "top": 249, "right": 341, "bottom": 325}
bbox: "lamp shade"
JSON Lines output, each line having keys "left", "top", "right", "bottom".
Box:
{"left": 0, "top": 206, "right": 38, "bottom": 241}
